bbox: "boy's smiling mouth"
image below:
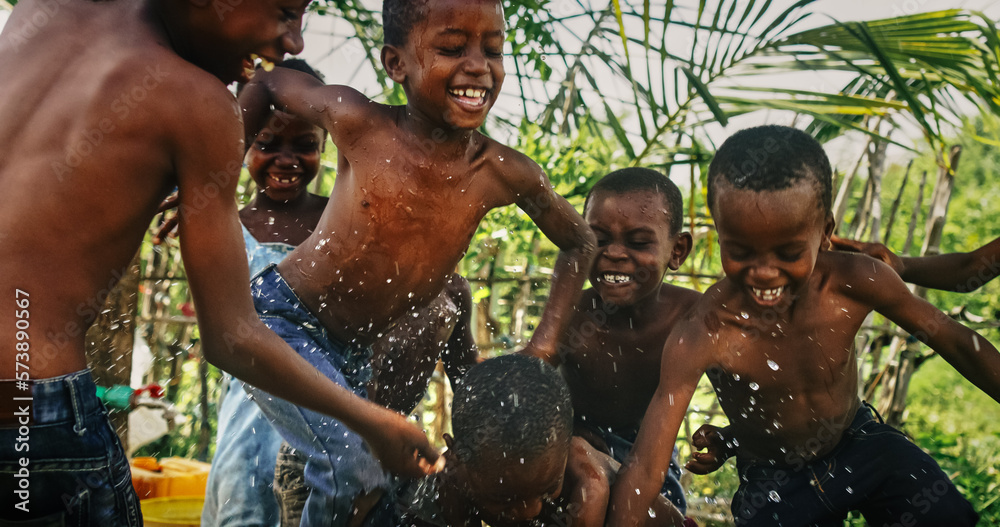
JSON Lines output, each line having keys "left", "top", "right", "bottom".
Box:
{"left": 600, "top": 272, "right": 633, "bottom": 285}
{"left": 448, "top": 87, "right": 490, "bottom": 109}
{"left": 750, "top": 286, "right": 786, "bottom": 304}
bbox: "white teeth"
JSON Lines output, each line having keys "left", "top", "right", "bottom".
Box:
{"left": 251, "top": 54, "right": 275, "bottom": 72}
{"left": 451, "top": 88, "right": 486, "bottom": 99}
{"left": 751, "top": 286, "right": 785, "bottom": 301}
{"left": 602, "top": 273, "right": 632, "bottom": 284}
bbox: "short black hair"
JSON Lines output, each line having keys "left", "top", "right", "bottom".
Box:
{"left": 585, "top": 167, "right": 685, "bottom": 236}
{"left": 278, "top": 58, "right": 324, "bottom": 82}
{"left": 707, "top": 125, "right": 832, "bottom": 215}
{"left": 451, "top": 354, "right": 572, "bottom": 467}
{"left": 382, "top": 0, "right": 431, "bottom": 47}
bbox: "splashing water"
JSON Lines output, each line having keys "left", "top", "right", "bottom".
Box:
{"left": 767, "top": 359, "right": 780, "bottom": 371}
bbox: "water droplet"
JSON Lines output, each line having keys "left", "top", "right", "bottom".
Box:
{"left": 846, "top": 486, "right": 854, "bottom": 494}
{"left": 740, "top": 311, "right": 750, "bottom": 319}
{"left": 768, "top": 490, "right": 781, "bottom": 503}
{"left": 648, "top": 508, "right": 657, "bottom": 518}
{"left": 749, "top": 382, "right": 759, "bottom": 391}
{"left": 767, "top": 359, "right": 780, "bottom": 371}
{"left": 733, "top": 374, "right": 741, "bottom": 381}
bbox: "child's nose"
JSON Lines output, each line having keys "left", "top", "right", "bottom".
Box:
{"left": 463, "top": 48, "right": 490, "bottom": 76}
{"left": 604, "top": 242, "right": 628, "bottom": 260}
{"left": 749, "top": 261, "right": 780, "bottom": 282}
{"left": 282, "top": 25, "right": 305, "bottom": 56}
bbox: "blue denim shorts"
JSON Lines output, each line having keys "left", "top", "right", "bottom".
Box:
{"left": 732, "top": 404, "right": 978, "bottom": 527}
{"left": 0, "top": 370, "right": 141, "bottom": 526}
{"left": 243, "top": 264, "right": 390, "bottom": 527}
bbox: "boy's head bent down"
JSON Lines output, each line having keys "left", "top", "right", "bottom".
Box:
{"left": 584, "top": 168, "right": 691, "bottom": 307}
{"left": 381, "top": 0, "right": 506, "bottom": 131}
{"left": 447, "top": 354, "right": 572, "bottom": 524}
{"left": 708, "top": 125, "right": 835, "bottom": 310}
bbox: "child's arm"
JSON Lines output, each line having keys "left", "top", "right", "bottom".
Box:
{"left": 173, "top": 89, "right": 440, "bottom": 479}
{"left": 607, "top": 324, "right": 708, "bottom": 526}
{"left": 440, "top": 275, "right": 478, "bottom": 384}
{"left": 240, "top": 67, "right": 368, "bottom": 148}
{"left": 833, "top": 235, "right": 1000, "bottom": 292}
{"left": 846, "top": 255, "right": 1000, "bottom": 404}
{"left": 506, "top": 155, "right": 597, "bottom": 366}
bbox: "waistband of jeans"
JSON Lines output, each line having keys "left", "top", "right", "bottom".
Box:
{"left": 0, "top": 369, "right": 102, "bottom": 428}
{"left": 253, "top": 263, "right": 366, "bottom": 355}
{"left": 736, "top": 403, "right": 877, "bottom": 474}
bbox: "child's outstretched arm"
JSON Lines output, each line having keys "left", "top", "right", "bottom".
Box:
{"left": 607, "top": 323, "right": 708, "bottom": 526}
{"left": 173, "top": 89, "right": 440, "bottom": 479}
{"left": 505, "top": 154, "right": 596, "bottom": 366}
{"left": 239, "top": 67, "right": 369, "bottom": 148}
{"left": 846, "top": 255, "right": 1000, "bottom": 404}
{"left": 833, "top": 235, "right": 1000, "bottom": 292}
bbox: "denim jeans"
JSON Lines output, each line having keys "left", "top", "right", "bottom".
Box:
{"left": 202, "top": 377, "right": 283, "bottom": 527}
{"left": 732, "top": 404, "right": 979, "bottom": 527}
{"left": 0, "top": 370, "right": 142, "bottom": 526}
{"left": 244, "top": 265, "right": 390, "bottom": 527}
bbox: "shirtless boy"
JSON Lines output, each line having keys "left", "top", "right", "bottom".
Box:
{"left": 560, "top": 168, "right": 696, "bottom": 518}
{"left": 0, "top": 2, "right": 438, "bottom": 524}
{"left": 237, "top": 0, "right": 595, "bottom": 523}
{"left": 609, "top": 125, "right": 1000, "bottom": 526}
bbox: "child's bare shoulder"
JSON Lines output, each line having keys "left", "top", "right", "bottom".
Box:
{"left": 485, "top": 140, "right": 546, "bottom": 187}
{"left": 817, "top": 249, "right": 909, "bottom": 306}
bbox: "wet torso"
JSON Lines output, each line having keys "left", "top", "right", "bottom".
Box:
{"left": 562, "top": 286, "right": 701, "bottom": 432}
{"left": 701, "top": 256, "right": 869, "bottom": 464}
{"left": 278, "top": 107, "right": 519, "bottom": 345}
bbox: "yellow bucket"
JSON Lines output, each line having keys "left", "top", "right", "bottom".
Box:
{"left": 140, "top": 496, "right": 204, "bottom": 527}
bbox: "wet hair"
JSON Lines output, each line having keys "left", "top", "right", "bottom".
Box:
{"left": 451, "top": 354, "right": 572, "bottom": 468}
{"left": 584, "top": 167, "right": 684, "bottom": 236}
{"left": 707, "top": 125, "right": 832, "bottom": 215}
{"left": 383, "top": 0, "right": 431, "bottom": 47}
{"left": 278, "top": 58, "right": 324, "bottom": 82}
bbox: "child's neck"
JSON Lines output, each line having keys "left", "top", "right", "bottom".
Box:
{"left": 600, "top": 286, "right": 664, "bottom": 326}
{"left": 401, "top": 105, "right": 479, "bottom": 153}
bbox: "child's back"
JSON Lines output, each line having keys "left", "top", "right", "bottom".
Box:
{"left": 610, "top": 126, "right": 1000, "bottom": 527}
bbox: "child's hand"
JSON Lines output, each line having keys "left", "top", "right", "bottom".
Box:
{"left": 367, "top": 410, "right": 444, "bottom": 479}
{"left": 831, "top": 235, "right": 904, "bottom": 276}
{"left": 684, "top": 424, "right": 732, "bottom": 475}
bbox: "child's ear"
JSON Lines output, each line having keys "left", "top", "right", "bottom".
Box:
{"left": 821, "top": 215, "right": 836, "bottom": 251}
{"left": 668, "top": 232, "right": 694, "bottom": 270}
{"left": 381, "top": 45, "right": 407, "bottom": 84}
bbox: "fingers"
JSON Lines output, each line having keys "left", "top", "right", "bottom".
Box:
{"left": 830, "top": 235, "right": 862, "bottom": 252}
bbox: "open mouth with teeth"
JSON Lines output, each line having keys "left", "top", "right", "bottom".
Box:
{"left": 448, "top": 87, "right": 490, "bottom": 109}
{"left": 241, "top": 54, "right": 277, "bottom": 82}
{"left": 599, "top": 272, "right": 633, "bottom": 285}
{"left": 750, "top": 286, "right": 786, "bottom": 305}
{"left": 265, "top": 173, "right": 302, "bottom": 191}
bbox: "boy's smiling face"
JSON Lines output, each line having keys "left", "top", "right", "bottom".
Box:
{"left": 713, "top": 180, "right": 834, "bottom": 311}
{"left": 585, "top": 190, "right": 690, "bottom": 307}
{"left": 245, "top": 110, "right": 324, "bottom": 202}
{"left": 190, "top": 0, "right": 310, "bottom": 84}
{"left": 384, "top": 0, "right": 506, "bottom": 130}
